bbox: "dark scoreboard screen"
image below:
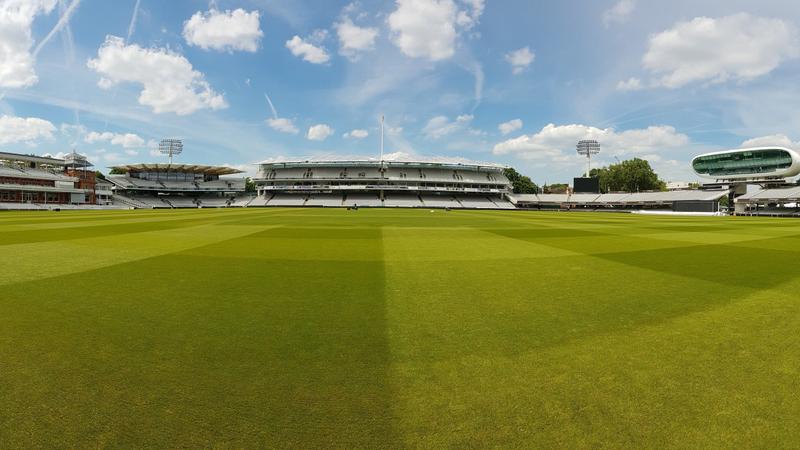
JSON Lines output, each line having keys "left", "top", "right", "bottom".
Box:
{"left": 573, "top": 177, "right": 600, "bottom": 194}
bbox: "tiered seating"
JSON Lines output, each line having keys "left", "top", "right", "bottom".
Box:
{"left": 130, "top": 196, "right": 169, "bottom": 208}
{"left": 199, "top": 197, "right": 230, "bottom": 207}
{"left": 492, "top": 199, "right": 517, "bottom": 209}
{"left": 384, "top": 194, "right": 423, "bottom": 208}
{"left": 112, "top": 193, "right": 150, "bottom": 208}
{"left": 456, "top": 196, "right": 497, "bottom": 208}
{"left": 735, "top": 187, "right": 800, "bottom": 202}
{"left": 230, "top": 195, "right": 256, "bottom": 207}
{"left": 511, "top": 190, "right": 728, "bottom": 207}
{"left": 421, "top": 194, "right": 460, "bottom": 208}
{"left": 0, "top": 166, "right": 76, "bottom": 182}
{"left": 267, "top": 194, "right": 306, "bottom": 206}
{"left": 305, "top": 194, "right": 344, "bottom": 207}
{"left": 166, "top": 197, "right": 198, "bottom": 208}
{"left": 345, "top": 193, "right": 382, "bottom": 207}
{"left": 0, "top": 202, "right": 45, "bottom": 210}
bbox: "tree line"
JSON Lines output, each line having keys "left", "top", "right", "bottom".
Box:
{"left": 505, "top": 157, "right": 666, "bottom": 194}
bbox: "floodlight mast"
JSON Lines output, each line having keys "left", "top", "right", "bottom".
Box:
{"left": 380, "top": 114, "right": 385, "bottom": 162}
{"left": 576, "top": 139, "right": 601, "bottom": 177}
{"left": 159, "top": 139, "right": 183, "bottom": 164}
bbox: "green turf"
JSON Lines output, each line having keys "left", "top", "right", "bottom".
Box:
{"left": 1, "top": 208, "right": 799, "bottom": 447}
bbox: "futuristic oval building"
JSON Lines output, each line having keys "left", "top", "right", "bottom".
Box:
{"left": 691, "top": 147, "right": 800, "bottom": 181}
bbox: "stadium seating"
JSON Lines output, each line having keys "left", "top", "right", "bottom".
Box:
{"left": 345, "top": 193, "right": 383, "bottom": 207}
{"left": 383, "top": 194, "right": 423, "bottom": 208}
{"left": 0, "top": 202, "right": 45, "bottom": 210}
{"left": 305, "top": 194, "right": 345, "bottom": 207}
{"left": 421, "top": 194, "right": 461, "bottom": 208}
{"left": 267, "top": 194, "right": 307, "bottom": 206}
{"left": 456, "top": 196, "right": 499, "bottom": 208}
{"left": 198, "top": 197, "right": 230, "bottom": 208}
{"left": 230, "top": 196, "right": 256, "bottom": 207}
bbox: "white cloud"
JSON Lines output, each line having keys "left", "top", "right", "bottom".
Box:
{"left": 498, "top": 119, "right": 523, "bottom": 135}
{"left": 335, "top": 17, "right": 378, "bottom": 61}
{"left": 183, "top": 8, "right": 263, "bottom": 53}
{"left": 643, "top": 14, "right": 799, "bottom": 88}
{"left": 0, "top": 0, "right": 57, "bottom": 88}
{"left": 387, "top": 0, "right": 484, "bottom": 61}
{"left": 87, "top": 36, "right": 227, "bottom": 115}
{"left": 493, "top": 123, "right": 689, "bottom": 160}
{"left": 85, "top": 131, "right": 145, "bottom": 148}
{"left": 344, "top": 129, "right": 369, "bottom": 139}
{"left": 266, "top": 117, "right": 299, "bottom": 134}
{"left": 286, "top": 34, "right": 330, "bottom": 64}
{"left": 307, "top": 124, "right": 334, "bottom": 141}
{"left": 423, "top": 114, "right": 475, "bottom": 139}
{"left": 456, "top": 0, "right": 484, "bottom": 30}
{"left": 741, "top": 134, "right": 800, "bottom": 149}
{"left": 505, "top": 47, "right": 535, "bottom": 75}
{"left": 616, "top": 77, "right": 642, "bottom": 91}
{"left": 0, "top": 114, "right": 56, "bottom": 145}
{"left": 602, "top": 0, "right": 635, "bottom": 28}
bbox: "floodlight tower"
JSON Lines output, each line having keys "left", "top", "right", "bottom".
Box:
{"left": 159, "top": 138, "right": 183, "bottom": 164}
{"left": 576, "top": 139, "right": 600, "bottom": 177}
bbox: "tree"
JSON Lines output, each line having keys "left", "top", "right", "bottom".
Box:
{"left": 245, "top": 177, "right": 256, "bottom": 193}
{"left": 503, "top": 167, "right": 539, "bottom": 194}
{"left": 95, "top": 170, "right": 106, "bottom": 180}
{"left": 543, "top": 183, "right": 569, "bottom": 194}
{"left": 109, "top": 167, "right": 127, "bottom": 175}
{"left": 589, "top": 158, "right": 665, "bottom": 193}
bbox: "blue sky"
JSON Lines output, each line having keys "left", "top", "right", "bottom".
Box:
{"left": 1, "top": 0, "right": 800, "bottom": 182}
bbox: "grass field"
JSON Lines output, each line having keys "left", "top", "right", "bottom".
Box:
{"left": 1, "top": 208, "right": 799, "bottom": 447}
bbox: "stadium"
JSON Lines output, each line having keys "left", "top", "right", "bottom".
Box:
{"left": 3, "top": 143, "right": 800, "bottom": 448}
{"left": 249, "top": 158, "right": 516, "bottom": 208}
{"left": 106, "top": 163, "right": 246, "bottom": 208}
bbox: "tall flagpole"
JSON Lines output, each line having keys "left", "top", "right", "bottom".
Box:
{"left": 380, "top": 114, "right": 385, "bottom": 162}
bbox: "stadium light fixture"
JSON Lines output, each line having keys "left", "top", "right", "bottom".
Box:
{"left": 159, "top": 139, "right": 183, "bottom": 164}
{"left": 576, "top": 139, "right": 600, "bottom": 177}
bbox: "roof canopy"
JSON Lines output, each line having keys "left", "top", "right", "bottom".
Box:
{"left": 110, "top": 163, "right": 243, "bottom": 176}
{"left": 258, "top": 158, "right": 506, "bottom": 172}
{"left": 0, "top": 151, "right": 68, "bottom": 166}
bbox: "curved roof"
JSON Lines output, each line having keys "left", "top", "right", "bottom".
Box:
{"left": 692, "top": 146, "right": 800, "bottom": 180}
{"left": 109, "top": 163, "right": 243, "bottom": 176}
{"left": 258, "top": 156, "right": 506, "bottom": 171}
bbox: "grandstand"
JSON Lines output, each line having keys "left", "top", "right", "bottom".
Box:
{"left": 107, "top": 163, "right": 246, "bottom": 208}
{"left": 512, "top": 190, "right": 728, "bottom": 213}
{"left": 0, "top": 151, "right": 106, "bottom": 210}
{"left": 251, "top": 158, "right": 515, "bottom": 209}
{"left": 734, "top": 186, "right": 800, "bottom": 216}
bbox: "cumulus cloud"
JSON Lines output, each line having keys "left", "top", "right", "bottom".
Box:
{"left": 423, "top": 114, "right": 477, "bottom": 139}
{"left": 266, "top": 118, "right": 299, "bottom": 134}
{"left": 0, "top": 114, "right": 56, "bottom": 145}
{"left": 498, "top": 119, "right": 523, "bottom": 135}
{"left": 602, "top": 0, "right": 635, "bottom": 27}
{"left": 183, "top": 8, "right": 263, "bottom": 52}
{"left": 307, "top": 124, "right": 334, "bottom": 141}
{"left": 616, "top": 77, "right": 642, "bottom": 91}
{"left": 643, "top": 13, "right": 799, "bottom": 88}
{"left": 335, "top": 17, "right": 378, "bottom": 61}
{"left": 344, "top": 129, "right": 369, "bottom": 139}
{"left": 85, "top": 131, "right": 145, "bottom": 148}
{"left": 741, "top": 134, "right": 800, "bottom": 149}
{"left": 87, "top": 36, "right": 227, "bottom": 115}
{"left": 387, "top": 0, "right": 484, "bottom": 61}
{"left": 286, "top": 32, "right": 330, "bottom": 64}
{"left": 0, "top": 0, "right": 57, "bottom": 88}
{"left": 493, "top": 123, "right": 689, "bottom": 160}
{"left": 505, "top": 47, "right": 535, "bottom": 75}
